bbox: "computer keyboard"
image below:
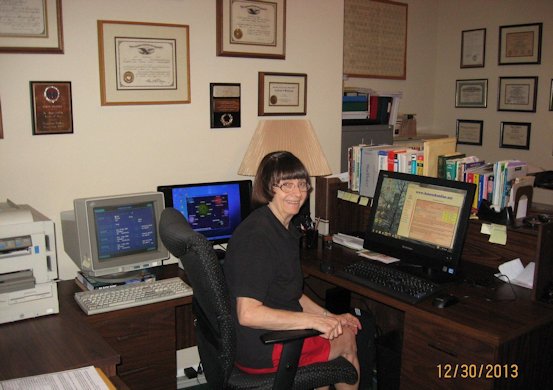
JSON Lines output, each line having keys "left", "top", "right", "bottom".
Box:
{"left": 338, "top": 260, "right": 442, "bottom": 304}
{"left": 74, "top": 277, "right": 193, "bottom": 315}
{"left": 332, "top": 233, "right": 365, "bottom": 251}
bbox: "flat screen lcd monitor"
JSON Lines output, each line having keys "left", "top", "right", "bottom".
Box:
{"left": 364, "top": 171, "right": 476, "bottom": 281}
{"left": 157, "top": 180, "right": 252, "bottom": 244}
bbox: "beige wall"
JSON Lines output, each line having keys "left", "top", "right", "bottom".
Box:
{"left": 1, "top": 0, "right": 552, "bottom": 279}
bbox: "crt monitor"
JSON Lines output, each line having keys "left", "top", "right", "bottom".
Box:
{"left": 157, "top": 180, "right": 252, "bottom": 244}
{"left": 61, "top": 192, "right": 169, "bottom": 279}
{"left": 364, "top": 171, "right": 476, "bottom": 281}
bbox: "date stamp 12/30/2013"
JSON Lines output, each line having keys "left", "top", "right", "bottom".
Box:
{"left": 437, "top": 364, "right": 519, "bottom": 380}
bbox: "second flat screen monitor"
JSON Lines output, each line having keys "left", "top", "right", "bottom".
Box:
{"left": 157, "top": 180, "right": 252, "bottom": 244}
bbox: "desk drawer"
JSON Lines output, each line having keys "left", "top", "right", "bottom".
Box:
{"left": 401, "top": 313, "right": 495, "bottom": 389}
{"left": 86, "top": 305, "right": 176, "bottom": 389}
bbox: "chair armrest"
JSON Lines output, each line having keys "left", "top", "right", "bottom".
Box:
{"left": 260, "top": 329, "right": 321, "bottom": 345}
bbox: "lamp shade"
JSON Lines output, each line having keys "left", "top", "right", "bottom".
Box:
{"left": 238, "top": 119, "right": 332, "bottom": 176}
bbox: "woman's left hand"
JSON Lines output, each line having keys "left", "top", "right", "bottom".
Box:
{"left": 332, "top": 312, "right": 362, "bottom": 334}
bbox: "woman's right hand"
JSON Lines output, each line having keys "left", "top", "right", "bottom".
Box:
{"left": 311, "top": 313, "right": 344, "bottom": 340}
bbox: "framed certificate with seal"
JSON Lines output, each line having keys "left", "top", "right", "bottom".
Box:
{"left": 258, "top": 72, "right": 307, "bottom": 116}
{"left": 210, "top": 83, "right": 241, "bottom": 128}
{"left": 0, "top": 0, "right": 64, "bottom": 53}
{"left": 98, "top": 20, "right": 190, "bottom": 105}
{"left": 30, "top": 81, "right": 73, "bottom": 135}
{"left": 216, "top": 0, "right": 286, "bottom": 59}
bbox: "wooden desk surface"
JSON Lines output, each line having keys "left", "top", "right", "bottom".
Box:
{"left": 302, "top": 244, "right": 553, "bottom": 345}
{"left": 0, "top": 295, "right": 120, "bottom": 380}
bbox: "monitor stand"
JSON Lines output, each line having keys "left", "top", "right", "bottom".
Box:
{"left": 396, "top": 263, "right": 458, "bottom": 284}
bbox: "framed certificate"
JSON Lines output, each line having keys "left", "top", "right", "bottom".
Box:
{"left": 498, "top": 76, "right": 538, "bottom": 112}
{"left": 500, "top": 122, "right": 531, "bottom": 150}
{"left": 258, "top": 72, "right": 307, "bottom": 116}
{"left": 30, "top": 81, "right": 73, "bottom": 135}
{"left": 499, "top": 23, "right": 542, "bottom": 65}
{"left": 0, "top": 0, "right": 63, "bottom": 53}
{"left": 98, "top": 20, "right": 191, "bottom": 105}
{"left": 216, "top": 0, "right": 286, "bottom": 59}
{"left": 456, "top": 120, "right": 483, "bottom": 146}
{"left": 460, "top": 28, "right": 486, "bottom": 68}
{"left": 455, "top": 79, "right": 488, "bottom": 108}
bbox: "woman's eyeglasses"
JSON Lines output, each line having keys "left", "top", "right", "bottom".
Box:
{"left": 274, "top": 182, "right": 311, "bottom": 193}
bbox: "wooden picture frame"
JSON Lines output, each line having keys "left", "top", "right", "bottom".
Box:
{"left": 98, "top": 20, "right": 191, "bottom": 106}
{"left": 499, "top": 23, "right": 542, "bottom": 65}
{"left": 216, "top": 0, "right": 286, "bottom": 59}
{"left": 456, "top": 120, "right": 483, "bottom": 146}
{"left": 498, "top": 76, "right": 538, "bottom": 112}
{"left": 30, "top": 81, "right": 73, "bottom": 135}
{"left": 343, "top": 0, "right": 408, "bottom": 79}
{"left": 455, "top": 79, "right": 488, "bottom": 108}
{"left": 461, "top": 28, "right": 486, "bottom": 68}
{"left": 258, "top": 72, "right": 307, "bottom": 116}
{"left": 500, "top": 122, "right": 531, "bottom": 150}
{"left": 0, "top": 0, "right": 63, "bottom": 53}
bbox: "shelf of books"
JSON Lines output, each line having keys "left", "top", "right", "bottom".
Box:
{"left": 347, "top": 138, "right": 533, "bottom": 216}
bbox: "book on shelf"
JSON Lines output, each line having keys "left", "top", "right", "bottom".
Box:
{"left": 422, "top": 137, "right": 457, "bottom": 177}
{"left": 75, "top": 271, "right": 156, "bottom": 291}
{"left": 437, "top": 152, "right": 465, "bottom": 179}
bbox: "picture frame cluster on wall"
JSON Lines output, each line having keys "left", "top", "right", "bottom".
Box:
{"left": 455, "top": 21, "right": 545, "bottom": 151}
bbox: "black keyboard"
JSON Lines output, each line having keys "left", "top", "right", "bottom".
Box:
{"left": 338, "top": 260, "right": 442, "bottom": 304}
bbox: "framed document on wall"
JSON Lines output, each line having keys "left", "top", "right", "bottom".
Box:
{"left": 0, "top": 0, "right": 64, "bottom": 53}
{"left": 343, "top": 0, "right": 408, "bottom": 79}
{"left": 500, "top": 122, "right": 531, "bottom": 150}
{"left": 258, "top": 72, "right": 306, "bottom": 116}
{"left": 30, "top": 81, "right": 73, "bottom": 135}
{"left": 98, "top": 20, "right": 191, "bottom": 105}
{"left": 498, "top": 76, "right": 537, "bottom": 112}
{"left": 499, "top": 23, "right": 542, "bottom": 65}
{"left": 216, "top": 0, "right": 286, "bottom": 59}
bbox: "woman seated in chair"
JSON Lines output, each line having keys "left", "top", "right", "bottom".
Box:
{"left": 224, "top": 151, "right": 361, "bottom": 389}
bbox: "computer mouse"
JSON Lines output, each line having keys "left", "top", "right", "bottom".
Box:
{"left": 432, "top": 294, "right": 459, "bottom": 308}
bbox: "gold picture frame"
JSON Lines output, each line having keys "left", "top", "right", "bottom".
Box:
{"left": 216, "top": 0, "right": 286, "bottom": 59}
{"left": 258, "top": 72, "right": 307, "bottom": 116}
{"left": 98, "top": 20, "right": 191, "bottom": 106}
{"left": 0, "top": 0, "right": 63, "bottom": 53}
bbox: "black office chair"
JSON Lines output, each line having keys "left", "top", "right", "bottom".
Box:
{"left": 159, "top": 208, "right": 358, "bottom": 389}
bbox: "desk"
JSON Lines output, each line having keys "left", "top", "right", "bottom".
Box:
{"left": 0, "top": 264, "right": 194, "bottom": 390}
{"left": 301, "top": 244, "right": 553, "bottom": 389}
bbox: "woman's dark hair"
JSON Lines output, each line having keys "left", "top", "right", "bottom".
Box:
{"left": 251, "top": 151, "right": 311, "bottom": 208}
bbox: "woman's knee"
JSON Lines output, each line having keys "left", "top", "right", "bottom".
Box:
{"left": 330, "top": 328, "right": 358, "bottom": 361}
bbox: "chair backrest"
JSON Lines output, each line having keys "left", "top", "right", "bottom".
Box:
{"left": 159, "top": 207, "right": 236, "bottom": 389}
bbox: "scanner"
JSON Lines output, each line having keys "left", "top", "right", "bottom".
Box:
{"left": 0, "top": 200, "right": 59, "bottom": 324}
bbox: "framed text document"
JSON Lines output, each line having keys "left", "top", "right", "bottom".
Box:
{"left": 343, "top": 0, "right": 407, "bottom": 79}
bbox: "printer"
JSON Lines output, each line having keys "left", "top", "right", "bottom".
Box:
{"left": 0, "top": 200, "right": 59, "bottom": 324}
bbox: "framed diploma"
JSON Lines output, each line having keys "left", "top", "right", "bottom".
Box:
{"left": 456, "top": 120, "right": 483, "bottom": 146}
{"left": 460, "top": 28, "right": 485, "bottom": 68}
{"left": 0, "top": 0, "right": 63, "bottom": 53}
{"left": 455, "top": 79, "right": 488, "bottom": 108}
{"left": 30, "top": 81, "right": 73, "bottom": 135}
{"left": 499, "top": 23, "right": 542, "bottom": 65}
{"left": 498, "top": 76, "right": 537, "bottom": 112}
{"left": 210, "top": 83, "right": 241, "bottom": 128}
{"left": 258, "top": 72, "right": 306, "bottom": 116}
{"left": 500, "top": 122, "right": 531, "bottom": 150}
{"left": 98, "top": 20, "right": 191, "bottom": 106}
{"left": 216, "top": 0, "right": 286, "bottom": 59}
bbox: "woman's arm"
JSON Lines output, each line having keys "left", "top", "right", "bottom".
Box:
{"left": 299, "top": 294, "right": 362, "bottom": 333}
{"left": 237, "top": 296, "right": 345, "bottom": 339}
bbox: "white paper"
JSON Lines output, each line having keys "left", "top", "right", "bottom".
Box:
{"left": 357, "top": 249, "right": 400, "bottom": 264}
{"left": 496, "top": 258, "right": 535, "bottom": 289}
{"left": 0, "top": 366, "right": 109, "bottom": 390}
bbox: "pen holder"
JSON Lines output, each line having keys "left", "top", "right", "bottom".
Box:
{"left": 303, "top": 229, "right": 319, "bottom": 249}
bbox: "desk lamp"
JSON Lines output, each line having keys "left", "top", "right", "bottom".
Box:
{"left": 238, "top": 119, "right": 332, "bottom": 231}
